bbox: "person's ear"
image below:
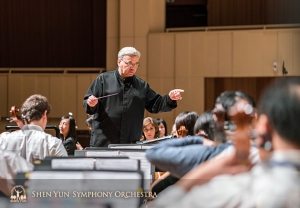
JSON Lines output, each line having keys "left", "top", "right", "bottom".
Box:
{"left": 43, "top": 110, "right": 47, "bottom": 118}
{"left": 255, "top": 114, "right": 271, "bottom": 135}
{"left": 117, "top": 58, "right": 121, "bottom": 66}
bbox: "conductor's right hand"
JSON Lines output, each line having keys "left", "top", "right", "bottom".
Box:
{"left": 87, "top": 95, "right": 98, "bottom": 107}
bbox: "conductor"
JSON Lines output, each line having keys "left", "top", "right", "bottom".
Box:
{"left": 83, "top": 46, "right": 184, "bottom": 147}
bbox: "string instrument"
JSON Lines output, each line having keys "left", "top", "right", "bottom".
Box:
{"left": 229, "top": 99, "right": 254, "bottom": 165}
{"left": 212, "top": 103, "right": 226, "bottom": 145}
{"left": 177, "top": 126, "right": 188, "bottom": 138}
{"left": 136, "top": 135, "right": 174, "bottom": 144}
{"left": 7, "top": 106, "right": 26, "bottom": 128}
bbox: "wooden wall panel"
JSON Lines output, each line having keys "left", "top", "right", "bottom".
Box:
{"left": 208, "top": 0, "right": 299, "bottom": 26}
{"left": 278, "top": 31, "right": 294, "bottom": 75}
{"left": 135, "top": 0, "right": 149, "bottom": 37}
{"left": 0, "top": 0, "right": 106, "bottom": 67}
{"left": 8, "top": 75, "right": 24, "bottom": 108}
{"left": 175, "top": 33, "right": 191, "bottom": 78}
{"left": 36, "top": 76, "right": 50, "bottom": 99}
{"left": 204, "top": 77, "right": 276, "bottom": 111}
{"left": 160, "top": 34, "right": 175, "bottom": 79}
{"left": 233, "top": 31, "right": 264, "bottom": 77}
{"left": 218, "top": 32, "right": 233, "bottom": 77}
{"left": 262, "top": 31, "right": 279, "bottom": 76}
{"left": 0, "top": 75, "right": 8, "bottom": 117}
{"left": 203, "top": 33, "right": 218, "bottom": 77}
{"left": 208, "top": 0, "right": 265, "bottom": 26}
{"left": 294, "top": 31, "right": 300, "bottom": 75}
{"left": 120, "top": 0, "right": 134, "bottom": 38}
{"left": 49, "top": 76, "right": 64, "bottom": 117}
{"left": 22, "top": 76, "right": 36, "bottom": 99}
{"left": 233, "top": 32, "right": 250, "bottom": 77}
{"left": 63, "top": 76, "right": 77, "bottom": 118}
{"left": 265, "top": 0, "right": 300, "bottom": 24}
{"left": 190, "top": 32, "right": 205, "bottom": 77}
{"left": 148, "top": 34, "right": 163, "bottom": 78}
{"left": 248, "top": 32, "right": 264, "bottom": 76}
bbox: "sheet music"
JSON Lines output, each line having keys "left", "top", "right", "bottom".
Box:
{"left": 95, "top": 159, "right": 139, "bottom": 171}
{"left": 51, "top": 158, "right": 94, "bottom": 170}
{"left": 141, "top": 145, "right": 153, "bottom": 149}
{"left": 26, "top": 171, "right": 142, "bottom": 208}
{"left": 86, "top": 150, "right": 122, "bottom": 157}
{"left": 109, "top": 145, "right": 142, "bottom": 149}
{"left": 86, "top": 150, "right": 152, "bottom": 190}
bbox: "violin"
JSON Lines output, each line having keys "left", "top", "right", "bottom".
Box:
{"left": 177, "top": 126, "right": 188, "bottom": 138}
{"left": 229, "top": 99, "right": 254, "bottom": 165}
{"left": 7, "top": 106, "right": 26, "bottom": 128}
{"left": 212, "top": 103, "right": 226, "bottom": 145}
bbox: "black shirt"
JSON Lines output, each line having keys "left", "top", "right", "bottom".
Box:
{"left": 83, "top": 69, "right": 177, "bottom": 147}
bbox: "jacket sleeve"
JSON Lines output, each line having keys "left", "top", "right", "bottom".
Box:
{"left": 146, "top": 136, "right": 205, "bottom": 178}
{"left": 145, "top": 87, "right": 177, "bottom": 113}
{"left": 83, "top": 76, "right": 102, "bottom": 115}
{"left": 63, "top": 137, "right": 76, "bottom": 155}
{"left": 146, "top": 136, "right": 231, "bottom": 178}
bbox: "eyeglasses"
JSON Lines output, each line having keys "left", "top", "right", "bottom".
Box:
{"left": 121, "top": 59, "right": 140, "bottom": 68}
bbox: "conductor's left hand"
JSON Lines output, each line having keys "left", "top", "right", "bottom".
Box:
{"left": 169, "top": 89, "right": 184, "bottom": 100}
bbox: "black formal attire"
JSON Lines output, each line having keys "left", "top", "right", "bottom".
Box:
{"left": 83, "top": 69, "right": 177, "bottom": 147}
{"left": 62, "top": 137, "right": 76, "bottom": 155}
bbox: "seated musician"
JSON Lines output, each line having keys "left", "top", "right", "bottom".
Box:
{"left": 148, "top": 77, "right": 300, "bottom": 208}
{"left": 140, "top": 117, "right": 160, "bottom": 142}
{"left": 59, "top": 114, "right": 77, "bottom": 155}
{"left": 150, "top": 111, "right": 199, "bottom": 195}
{"left": 0, "top": 94, "right": 67, "bottom": 164}
{"left": 155, "top": 118, "right": 168, "bottom": 138}
{"left": 146, "top": 91, "right": 257, "bottom": 179}
{"left": 0, "top": 149, "right": 33, "bottom": 198}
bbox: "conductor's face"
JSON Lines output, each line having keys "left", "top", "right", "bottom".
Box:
{"left": 118, "top": 55, "right": 140, "bottom": 79}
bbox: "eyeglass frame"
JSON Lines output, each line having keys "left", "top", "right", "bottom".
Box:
{"left": 120, "top": 59, "right": 140, "bottom": 68}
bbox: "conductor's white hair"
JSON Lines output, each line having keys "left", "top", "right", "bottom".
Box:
{"left": 118, "top": 47, "right": 141, "bottom": 59}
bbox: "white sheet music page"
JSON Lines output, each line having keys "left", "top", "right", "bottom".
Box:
{"left": 51, "top": 158, "right": 94, "bottom": 170}
{"left": 95, "top": 159, "right": 139, "bottom": 171}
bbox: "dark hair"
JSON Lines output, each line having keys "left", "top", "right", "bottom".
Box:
{"left": 175, "top": 111, "right": 199, "bottom": 136}
{"left": 155, "top": 118, "right": 168, "bottom": 136}
{"left": 194, "top": 111, "right": 215, "bottom": 141}
{"left": 59, "top": 116, "right": 77, "bottom": 141}
{"left": 142, "top": 117, "right": 160, "bottom": 139}
{"left": 215, "top": 91, "right": 255, "bottom": 122}
{"left": 21, "top": 94, "right": 51, "bottom": 123}
{"left": 258, "top": 77, "right": 300, "bottom": 146}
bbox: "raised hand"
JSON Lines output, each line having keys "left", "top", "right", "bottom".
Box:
{"left": 169, "top": 89, "right": 184, "bottom": 100}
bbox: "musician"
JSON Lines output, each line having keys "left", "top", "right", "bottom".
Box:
{"left": 59, "top": 115, "right": 77, "bottom": 155}
{"left": 83, "top": 46, "right": 184, "bottom": 147}
{"left": 0, "top": 149, "right": 33, "bottom": 197}
{"left": 194, "top": 111, "right": 215, "bottom": 142}
{"left": 0, "top": 94, "right": 67, "bottom": 164}
{"left": 146, "top": 91, "right": 256, "bottom": 179}
{"left": 149, "top": 111, "right": 199, "bottom": 196}
{"left": 140, "top": 117, "right": 160, "bottom": 142}
{"left": 76, "top": 115, "right": 93, "bottom": 150}
{"left": 148, "top": 77, "right": 300, "bottom": 208}
{"left": 156, "top": 118, "right": 168, "bottom": 138}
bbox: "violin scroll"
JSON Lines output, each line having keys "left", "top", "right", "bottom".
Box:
{"left": 7, "top": 106, "right": 26, "bottom": 128}
{"left": 229, "top": 99, "right": 254, "bottom": 165}
{"left": 177, "top": 126, "right": 188, "bottom": 138}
